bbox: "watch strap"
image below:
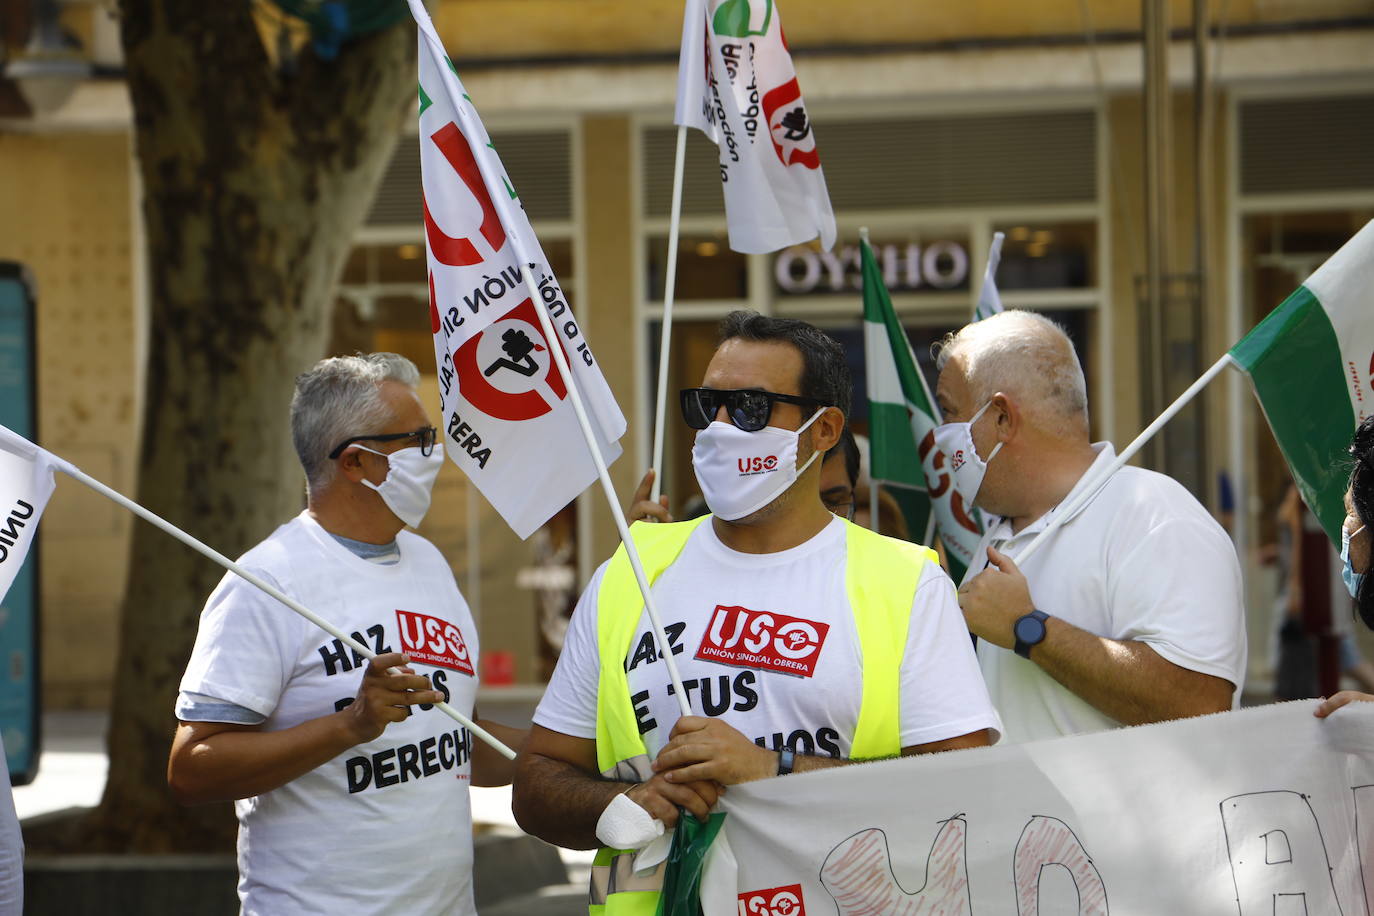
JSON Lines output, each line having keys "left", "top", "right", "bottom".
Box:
{"left": 1013, "top": 609, "right": 1050, "bottom": 659}
{"left": 777, "top": 747, "right": 795, "bottom": 776}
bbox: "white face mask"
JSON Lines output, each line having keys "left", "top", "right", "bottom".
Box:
{"left": 931, "top": 400, "right": 1003, "bottom": 508}
{"left": 354, "top": 443, "right": 445, "bottom": 528}
{"left": 692, "top": 408, "right": 825, "bottom": 522}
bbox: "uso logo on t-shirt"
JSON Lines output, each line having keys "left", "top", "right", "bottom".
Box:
{"left": 695, "top": 605, "right": 829, "bottom": 678}
{"left": 396, "top": 609, "right": 475, "bottom": 676}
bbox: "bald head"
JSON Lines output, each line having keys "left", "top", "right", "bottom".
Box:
{"left": 934, "top": 311, "right": 1088, "bottom": 439}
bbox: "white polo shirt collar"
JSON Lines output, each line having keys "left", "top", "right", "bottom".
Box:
{"left": 980, "top": 441, "right": 1118, "bottom": 552}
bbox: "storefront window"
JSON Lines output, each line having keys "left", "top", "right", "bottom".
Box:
{"left": 645, "top": 233, "right": 748, "bottom": 301}
{"left": 991, "top": 221, "right": 1096, "bottom": 289}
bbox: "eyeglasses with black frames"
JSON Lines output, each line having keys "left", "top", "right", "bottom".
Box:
{"left": 328, "top": 425, "right": 437, "bottom": 459}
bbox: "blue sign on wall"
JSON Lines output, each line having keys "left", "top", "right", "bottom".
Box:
{"left": 0, "top": 263, "right": 39, "bottom": 784}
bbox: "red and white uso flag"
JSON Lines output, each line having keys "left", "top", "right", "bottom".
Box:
{"left": 0, "top": 425, "right": 63, "bottom": 605}
{"left": 674, "top": 0, "right": 837, "bottom": 255}
{"left": 407, "top": 1, "right": 626, "bottom": 539}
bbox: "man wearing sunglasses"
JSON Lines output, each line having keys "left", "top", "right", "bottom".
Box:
{"left": 514, "top": 311, "right": 999, "bottom": 915}
{"left": 170, "top": 353, "right": 524, "bottom": 916}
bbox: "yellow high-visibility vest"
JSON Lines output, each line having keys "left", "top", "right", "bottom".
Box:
{"left": 588, "top": 516, "right": 935, "bottom": 915}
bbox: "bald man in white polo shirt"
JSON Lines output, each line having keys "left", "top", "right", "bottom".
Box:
{"left": 934, "top": 310, "right": 1246, "bottom": 743}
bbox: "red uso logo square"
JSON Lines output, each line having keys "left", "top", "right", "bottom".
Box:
{"left": 696, "top": 606, "right": 829, "bottom": 678}
{"left": 395, "top": 610, "right": 475, "bottom": 676}
{"left": 738, "top": 884, "right": 805, "bottom": 916}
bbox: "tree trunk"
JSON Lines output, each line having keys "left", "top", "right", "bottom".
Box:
{"left": 77, "top": 2, "right": 415, "bottom": 851}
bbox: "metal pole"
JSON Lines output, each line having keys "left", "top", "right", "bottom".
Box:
{"left": 1193, "top": 0, "right": 1214, "bottom": 507}
{"left": 1142, "top": 0, "right": 1172, "bottom": 471}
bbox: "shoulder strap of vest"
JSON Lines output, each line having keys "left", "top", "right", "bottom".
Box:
{"left": 844, "top": 521, "right": 937, "bottom": 759}
{"left": 595, "top": 517, "right": 712, "bottom": 775}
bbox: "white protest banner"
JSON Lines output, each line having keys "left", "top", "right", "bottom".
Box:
{"left": 675, "top": 0, "right": 836, "bottom": 255}
{"left": 413, "top": 3, "right": 626, "bottom": 539}
{"left": 699, "top": 702, "right": 1374, "bottom": 914}
{"left": 0, "top": 424, "right": 65, "bottom": 605}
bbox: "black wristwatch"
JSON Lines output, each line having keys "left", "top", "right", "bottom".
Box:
{"left": 776, "top": 747, "right": 795, "bottom": 776}
{"left": 1013, "top": 610, "right": 1050, "bottom": 659}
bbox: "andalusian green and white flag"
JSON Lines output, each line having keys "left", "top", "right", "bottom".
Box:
{"left": 973, "top": 231, "right": 1005, "bottom": 321}
{"left": 1230, "top": 218, "right": 1374, "bottom": 546}
{"left": 862, "top": 240, "right": 984, "bottom": 579}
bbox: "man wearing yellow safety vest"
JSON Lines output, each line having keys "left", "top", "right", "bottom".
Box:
{"left": 513, "top": 311, "right": 1002, "bottom": 915}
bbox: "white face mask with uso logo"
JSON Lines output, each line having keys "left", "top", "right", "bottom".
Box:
{"left": 692, "top": 408, "right": 824, "bottom": 521}
{"left": 931, "top": 399, "right": 1003, "bottom": 508}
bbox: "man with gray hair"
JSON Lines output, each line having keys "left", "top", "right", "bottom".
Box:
{"left": 170, "top": 352, "right": 523, "bottom": 915}
{"left": 934, "top": 311, "right": 1246, "bottom": 743}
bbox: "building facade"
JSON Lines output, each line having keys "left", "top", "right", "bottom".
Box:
{"left": 3, "top": 0, "right": 1372, "bottom": 707}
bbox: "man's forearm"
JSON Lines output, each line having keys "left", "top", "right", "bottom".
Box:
{"left": 1032, "top": 618, "right": 1232, "bottom": 726}
{"left": 169, "top": 713, "right": 363, "bottom": 805}
{"left": 471, "top": 719, "right": 527, "bottom": 788}
{"left": 761, "top": 729, "right": 992, "bottom": 774}
{"left": 512, "top": 752, "right": 628, "bottom": 850}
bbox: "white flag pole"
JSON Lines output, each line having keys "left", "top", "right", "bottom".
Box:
{"left": 412, "top": 5, "right": 692, "bottom": 718}
{"left": 466, "top": 478, "right": 482, "bottom": 633}
{"left": 516, "top": 258, "right": 693, "bottom": 718}
{"left": 649, "top": 125, "right": 689, "bottom": 505}
{"left": 41, "top": 454, "right": 516, "bottom": 759}
{"left": 1009, "top": 353, "right": 1238, "bottom": 568}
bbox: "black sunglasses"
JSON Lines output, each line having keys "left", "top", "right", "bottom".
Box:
{"left": 328, "top": 425, "right": 437, "bottom": 459}
{"left": 680, "top": 388, "right": 825, "bottom": 433}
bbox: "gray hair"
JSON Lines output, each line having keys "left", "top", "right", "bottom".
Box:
{"left": 291, "top": 352, "right": 421, "bottom": 492}
{"left": 933, "top": 310, "right": 1088, "bottom": 436}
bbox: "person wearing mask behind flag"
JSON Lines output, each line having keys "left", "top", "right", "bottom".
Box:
{"left": 514, "top": 311, "right": 1000, "bottom": 916}
{"left": 1316, "top": 414, "right": 1374, "bottom": 718}
{"left": 937, "top": 310, "right": 1246, "bottom": 742}
{"left": 168, "top": 353, "right": 525, "bottom": 916}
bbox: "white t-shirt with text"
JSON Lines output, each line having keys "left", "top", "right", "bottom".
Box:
{"left": 178, "top": 513, "right": 481, "bottom": 916}
{"left": 535, "top": 517, "right": 1001, "bottom": 763}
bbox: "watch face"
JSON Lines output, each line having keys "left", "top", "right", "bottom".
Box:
{"left": 1014, "top": 615, "right": 1045, "bottom": 644}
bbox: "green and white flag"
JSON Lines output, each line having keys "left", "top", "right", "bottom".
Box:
{"left": 862, "top": 240, "right": 984, "bottom": 579}
{"left": 1230, "top": 218, "right": 1374, "bottom": 546}
{"left": 973, "top": 231, "right": 1005, "bottom": 321}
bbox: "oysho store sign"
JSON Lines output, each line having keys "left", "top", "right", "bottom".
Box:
{"left": 775, "top": 241, "right": 969, "bottom": 294}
